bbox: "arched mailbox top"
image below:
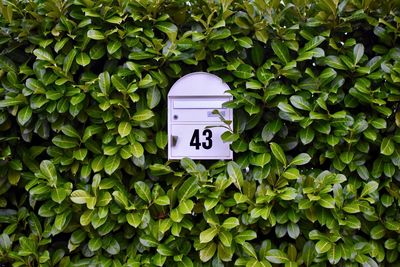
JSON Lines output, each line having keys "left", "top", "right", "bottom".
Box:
{"left": 168, "top": 72, "right": 230, "bottom": 97}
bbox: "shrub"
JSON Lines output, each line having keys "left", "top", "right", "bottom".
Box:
{"left": 1, "top": 0, "right": 400, "bottom": 266}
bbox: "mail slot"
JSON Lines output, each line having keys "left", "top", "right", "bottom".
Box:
{"left": 168, "top": 72, "right": 233, "bottom": 160}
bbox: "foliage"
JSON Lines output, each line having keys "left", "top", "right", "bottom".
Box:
{"left": 1, "top": 0, "right": 400, "bottom": 266}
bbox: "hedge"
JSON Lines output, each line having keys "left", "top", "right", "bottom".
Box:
{"left": 1, "top": 0, "right": 400, "bottom": 266}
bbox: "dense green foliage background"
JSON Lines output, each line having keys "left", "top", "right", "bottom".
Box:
{"left": 1, "top": 0, "right": 400, "bottom": 266}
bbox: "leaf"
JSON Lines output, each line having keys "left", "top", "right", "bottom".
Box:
{"left": 302, "top": 241, "right": 316, "bottom": 266}
{"left": 270, "top": 142, "right": 287, "bottom": 166}
{"left": 40, "top": 160, "right": 57, "bottom": 182}
{"left": 147, "top": 87, "right": 161, "bottom": 109}
{"left": 222, "top": 217, "right": 239, "bottom": 229}
{"left": 70, "top": 190, "right": 91, "bottom": 204}
{"left": 132, "top": 109, "right": 154, "bottom": 121}
{"left": 318, "top": 194, "right": 335, "bottom": 209}
{"left": 200, "top": 227, "right": 219, "bottom": 243}
{"left": 99, "top": 71, "right": 110, "bottom": 95}
{"left": 234, "top": 230, "right": 257, "bottom": 244}
{"left": 266, "top": 249, "right": 289, "bottom": 264}
{"left": 155, "top": 131, "right": 168, "bottom": 149}
{"left": 17, "top": 106, "right": 32, "bottom": 126}
{"left": 381, "top": 137, "right": 395, "bottom": 156}
{"left": 76, "top": 52, "right": 90, "bottom": 66}
{"left": 360, "top": 181, "right": 379, "bottom": 198}
{"left": 271, "top": 40, "right": 290, "bottom": 64}
{"left": 73, "top": 148, "right": 88, "bottom": 161}
{"left": 353, "top": 43, "right": 364, "bottom": 64}
{"left": 87, "top": 29, "right": 105, "bottom": 40}
{"left": 262, "top": 119, "right": 283, "bottom": 142}
{"left": 104, "top": 155, "right": 120, "bottom": 175}
{"left": 370, "top": 224, "right": 386, "bottom": 240}
{"left": 339, "top": 151, "right": 354, "bottom": 164}
{"left": 290, "top": 153, "right": 311, "bottom": 166}
{"left": 107, "top": 39, "right": 121, "bottom": 54}
{"left": 227, "top": 161, "right": 243, "bottom": 191}
{"left": 52, "top": 135, "right": 79, "bottom": 149}
{"left": 315, "top": 240, "right": 332, "bottom": 254}
{"left": 219, "top": 231, "right": 232, "bottom": 247}
{"left": 237, "top": 37, "right": 253, "bottom": 48}
{"left": 177, "top": 177, "right": 199, "bottom": 200}
{"left": 118, "top": 121, "right": 132, "bottom": 138}
{"left": 131, "top": 141, "right": 144, "bottom": 158}
{"left": 33, "top": 48, "right": 55, "bottom": 63}
{"left": 199, "top": 242, "right": 216, "bottom": 262}
{"left": 134, "top": 181, "right": 152, "bottom": 203}
{"left": 63, "top": 48, "right": 77, "bottom": 73}
{"left": 61, "top": 125, "right": 80, "bottom": 139}
{"left": 156, "top": 22, "right": 178, "bottom": 42}
{"left": 290, "top": 95, "right": 312, "bottom": 111}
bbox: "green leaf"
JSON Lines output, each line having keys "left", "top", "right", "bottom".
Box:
{"left": 70, "top": 190, "right": 91, "bottom": 204}
{"left": 290, "top": 153, "right": 311, "bottom": 166}
{"left": 283, "top": 168, "right": 300, "bottom": 180}
{"left": 327, "top": 245, "right": 341, "bottom": 264}
{"left": 360, "top": 181, "right": 379, "bottom": 198}
{"left": 227, "top": 161, "right": 243, "bottom": 191}
{"left": 88, "top": 238, "right": 102, "bottom": 252}
{"left": 132, "top": 109, "right": 154, "bottom": 121}
{"left": 63, "top": 48, "right": 77, "bottom": 73}
{"left": 262, "top": 119, "right": 283, "bottom": 142}
{"left": 147, "top": 87, "right": 161, "bottom": 109}
{"left": 134, "top": 181, "right": 152, "bottom": 203}
{"left": 219, "top": 231, "right": 232, "bottom": 247}
{"left": 33, "top": 48, "right": 55, "bottom": 63}
{"left": 266, "top": 249, "right": 289, "bottom": 264}
{"left": 17, "top": 106, "right": 32, "bottom": 126}
{"left": 271, "top": 40, "right": 290, "bottom": 64}
{"left": 315, "top": 240, "right": 332, "bottom": 254}
{"left": 155, "top": 22, "right": 178, "bottom": 42}
{"left": 107, "top": 39, "right": 121, "bottom": 54}
{"left": 290, "top": 95, "right": 312, "bottom": 111}
{"left": 87, "top": 29, "right": 105, "bottom": 40}
{"left": 353, "top": 43, "right": 364, "bottom": 64}
{"left": 222, "top": 217, "right": 239, "bottom": 229}
{"left": 234, "top": 230, "right": 257, "bottom": 244}
{"left": 61, "top": 125, "right": 80, "bottom": 139}
{"left": 73, "top": 148, "right": 88, "bottom": 161}
{"left": 99, "top": 71, "right": 110, "bottom": 95}
{"left": 237, "top": 37, "right": 253, "bottom": 48}
{"left": 118, "top": 121, "right": 132, "bottom": 138}
{"left": 104, "top": 155, "right": 120, "bottom": 175}
{"left": 76, "top": 52, "right": 91, "bottom": 66}
{"left": 381, "top": 137, "right": 395, "bottom": 156}
{"left": 318, "top": 194, "right": 335, "bottom": 209}
{"left": 131, "top": 141, "right": 144, "bottom": 158}
{"left": 40, "top": 160, "right": 57, "bottom": 181}
{"left": 200, "top": 227, "right": 219, "bottom": 243}
{"left": 177, "top": 177, "right": 199, "bottom": 200}
{"left": 155, "top": 131, "right": 168, "bottom": 149}
{"left": 339, "top": 151, "right": 354, "bottom": 164}
{"left": 302, "top": 241, "right": 316, "bottom": 266}
{"left": 199, "top": 242, "right": 216, "bottom": 262}
{"left": 52, "top": 135, "right": 79, "bottom": 149}
{"left": 270, "top": 142, "right": 287, "bottom": 166}
{"left": 370, "top": 224, "right": 385, "bottom": 240}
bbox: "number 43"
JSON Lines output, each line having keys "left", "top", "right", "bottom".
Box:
{"left": 190, "top": 129, "right": 212, "bottom": 150}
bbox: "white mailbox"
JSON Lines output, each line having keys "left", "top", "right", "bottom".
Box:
{"left": 168, "top": 72, "right": 233, "bottom": 160}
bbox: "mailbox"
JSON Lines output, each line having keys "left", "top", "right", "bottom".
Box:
{"left": 168, "top": 72, "right": 233, "bottom": 160}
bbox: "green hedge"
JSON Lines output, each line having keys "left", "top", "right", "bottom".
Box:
{"left": 1, "top": 0, "right": 400, "bottom": 266}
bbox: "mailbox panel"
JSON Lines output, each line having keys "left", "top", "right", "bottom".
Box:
{"left": 169, "top": 124, "right": 232, "bottom": 159}
{"left": 167, "top": 72, "right": 233, "bottom": 160}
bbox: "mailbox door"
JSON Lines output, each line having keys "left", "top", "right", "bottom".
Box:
{"left": 169, "top": 124, "right": 232, "bottom": 159}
